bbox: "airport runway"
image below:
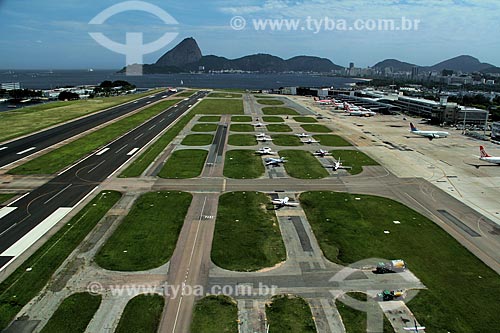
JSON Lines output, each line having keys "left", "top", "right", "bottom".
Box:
{"left": 0, "top": 91, "right": 208, "bottom": 271}
{"left": 0, "top": 90, "right": 175, "bottom": 168}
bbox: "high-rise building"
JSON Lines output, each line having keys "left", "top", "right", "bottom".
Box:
{"left": 349, "top": 62, "right": 355, "bottom": 69}
{"left": 411, "top": 66, "right": 419, "bottom": 79}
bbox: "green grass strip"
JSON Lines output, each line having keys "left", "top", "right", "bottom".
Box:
{"left": 191, "top": 295, "right": 238, "bottom": 333}
{"left": 280, "top": 150, "right": 329, "bottom": 179}
{"left": 40, "top": 293, "right": 102, "bottom": 333}
{"left": 9, "top": 100, "right": 179, "bottom": 175}
{"left": 312, "top": 135, "right": 352, "bottom": 147}
{"left": 266, "top": 295, "right": 316, "bottom": 333}
{"left": 208, "top": 92, "right": 242, "bottom": 98}
{"left": 181, "top": 134, "right": 214, "bottom": 146}
{"left": 95, "top": 191, "right": 192, "bottom": 271}
{"left": 0, "top": 89, "right": 163, "bottom": 143}
{"left": 227, "top": 134, "right": 257, "bottom": 146}
{"left": 230, "top": 124, "right": 254, "bottom": 132}
{"left": 115, "top": 294, "right": 165, "bottom": 333}
{"left": 0, "top": 194, "right": 16, "bottom": 205}
{"left": 266, "top": 124, "right": 292, "bottom": 132}
{"left": 198, "top": 116, "right": 221, "bottom": 122}
{"left": 212, "top": 192, "right": 286, "bottom": 271}
{"left": 0, "top": 191, "right": 121, "bottom": 330}
{"left": 329, "top": 150, "right": 379, "bottom": 175}
{"left": 272, "top": 135, "right": 304, "bottom": 146}
{"left": 257, "top": 99, "right": 284, "bottom": 105}
{"left": 262, "top": 116, "right": 284, "bottom": 123}
{"left": 231, "top": 116, "right": 252, "bottom": 122}
{"left": 176, "top": 90, "right": 197, "bottom": 97}
{"left": 262, "top": 107, "right": 299, "bottom": 115}
{"left": 300, "top": 124, "right": 332, "bottom": 133}
{"left": 158, "top": 150, "right": 208, "bottom": 179}
{"left": 192, "top": 99, "right": 244, "bottom": 115}
{"left": 293, "top": 117, "right": 318, "bottom": 123}
{"left": 224, "top": 150, "right": 264, "bottom": 179}
{"left": 300, "top": 192, "right": 500, "bottom": 332}
{"left": 192, "top": 123, "right": 218, "bottom": 132}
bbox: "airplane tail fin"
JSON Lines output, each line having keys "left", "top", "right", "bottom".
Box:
{"left": 480, "top": 146, "right": 490, "bottom": 158}
{"left": 410, "top": 123, "right": 418, "bottom": 132}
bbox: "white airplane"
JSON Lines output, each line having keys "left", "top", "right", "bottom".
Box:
{"left": 403, "top": 320, "right": 426, "bottom": 332}
{"left": 409, "top": 123, "right": 449, "bottom": 140}
{"left": 255, "top": 147, "right": 276, "bottom": 155}
{"left": 257, "top": 136, "right": 273, "bottom": 142}
{"left": 314, "top": 97, "right": 333, "bottom": 105}
{"left": 313, "top": 149, "right": 331, "bottom": 157}
{"left": 265, "top": 157, "right": 287, "bottom": 166}
{"left": 295, "top": 133, "right": 309, "bottom": 138}
{"left": 271, "top": 196, "right": 300, "bottom": 208}
{"left": 325, "top": 157, "right": 352, "bottom": 171}
{"left": 345, "top": 103, "right": 376, "bottom": 117}
{"left": 302, "top": 138, "right": 320, "bottom": 144}
{"left": 479, "top": 146, "right": 500, "bottom": 165}
{"left": 253, "top": 122, "right": 265, "bottom": 127}
{"left": 255, "top": 133, "right": 268, "bottom": 138}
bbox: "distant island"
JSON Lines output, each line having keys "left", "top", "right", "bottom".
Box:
{"left": 121, "top": 37, "right": 500, "bottom": 75}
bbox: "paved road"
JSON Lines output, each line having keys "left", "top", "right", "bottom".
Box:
{"left": 0, "top": 90, "right": 175, "bottom": 168}
{"left": 0, "top": 91, "right": 208, "bottom": 270}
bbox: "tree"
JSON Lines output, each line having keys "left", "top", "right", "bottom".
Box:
{"left": 58, "top": 91, "right": 80, "bottom": 101}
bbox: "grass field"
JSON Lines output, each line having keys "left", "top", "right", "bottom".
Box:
{"left": 159, "top": 150, "right": 208, "bottom": 179}
{"left": 181, "top": 134, "right": 214, "bottom": 146}
{"left": 208, "top": 92, "right": 243, "bottom": 98}
{"left": 335, "top": 293, "right": 393, "bottom": 333}
{"left": 280, "top": 150, "right": 329, "bottom": 179}
{"left": 191, "top": 295, "right": 238, "bottom": 333}
{"left": 262, "top": 116, "right": 284, "bottom": 123}
{"left": 115, "top": 294, "right": 164, "bottom": 333}
{"left": 266, "top": 295, "right": 316, "bottom": 333}
{"left": 257, "top": 99, "right": 285, "bottom": 105}
{"left": 192, "top": 123, "right": 218, "bottom": 132}
{"left": 176, "top": 90, "right": 197, "bottom": 97}
{"left": 329, "top": 150, "right": 379, "bottom": 175}
{"left": 120, "top": 111, "right": 195, "bottom": 178}
{"left": 262, "top": 107, "right": 299, "bottom": 115}
{"left": 95, "top": 191, "right": 192, "bottom": 271}
{"left": 9, "top": 99, "right": 179, "bottom": 175}
{"left": 230, "top": 124, "right": 255, "bottom": 132}
{"left": 0, "top": 191, "right": 121, "bottom": 330}
{"left": 300, "top": 192, "right": 500, "bottom": 332}
{"left": 300, "top": 124, "right": 332, "bottom": 133}
{"left": 224, "top": 150, "right": 264, "bottom": 179}
{"left": 231, "top": 115, "right": 252, "bottom": 122}
{"left": 227, "top": 134, "right": 257, "bottom": 146}
{"left": 272, "top": 135, "right": 304, "bottom": 146}
{"left": 192, "top": 99, "right": 244, "bottom": 115}
{"left": 212, "top": 192, "right": 286, "bottom": 271}
{"left": 293, "top": 116, "right": 318, "bottom": 123}
{"left": 198, "top": 116, "right": 221, "bottom": 122}
{"left": 40, "top": 293, "right": 101, "bottom": 333}
{"left": 266, "top": 124, "right": 293, "bottom": 132}
{"left": 0, "top": 193, "right": 15, "bottom": 204}
{"left": 0, "top": 90, "right": 161, "bottom": 143}
{"left": 312, "top": 135, "right": 352, "bottom": 147}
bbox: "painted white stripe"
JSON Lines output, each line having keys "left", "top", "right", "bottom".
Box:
{"left": 44, "top": 184, "right": 72, "bottom": 205}
{"left": 73, "top": 186, "right": 98, "bottom": 209}
{"left": 0, "top": 207, "right": 17, "bottom": 220}
{"left": 115, "top": 144, "right": 128, "bottom": 154}
{"left": 127, "top": 148, "right": 140, "bottom": 156}
{"left": 148, "top": 125, "right": 156, "bottom": 130}
{"left": 0, "top": 147, "right": 7, "bottom": 151}
{"left": 87, "top": 160, "right": 105, "bottom": 174}
{"left": 7, "top": 192, "right": 30, "bottom": 207}
{"left": 96, "top": 148, "right": 110, "bottom": 156}
{"left": 16, "top": 147, "right": 36, "bottom": 155}
{"left": 134, "top": 133, "right": 144, "bottom": 140}
{"left": 1, "top": 207, "right": 72, "bottom": 257}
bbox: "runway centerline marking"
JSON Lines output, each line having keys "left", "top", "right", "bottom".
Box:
{"left": 115, "top": 144, "right": 128, "bottom": 154}
{"left": 44, "top": 184, "right": 72, "bottom": 205}
{"left": 87, "top": 160, "right": 106, "bottom": 174}
{"left": 16, "top": 147, "right": 36, "bottom": 155}
{"left": 134, "top": 133, "right": 144, "bottom": 140}
{"left": 149, "top": 125, "right": 157, "bottom": 130}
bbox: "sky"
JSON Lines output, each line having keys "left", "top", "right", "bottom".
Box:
{"left": 0, "top": 0, "right": 499, "bottom": 69}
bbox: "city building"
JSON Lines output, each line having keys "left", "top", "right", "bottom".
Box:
{"left": 1, "top": 82, "right": 21, "bottom": 91}
{"left": 491, "top": 122, "right": 500, "bottom": 140}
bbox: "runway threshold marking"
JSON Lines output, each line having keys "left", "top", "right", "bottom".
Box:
{"left": 0, "top": 147, "right": 7, "bottom": 151}
{"left": 16, "top": 147, "right": 36, "bottom": 155}
{"left": 96, "top": 148, "right": 110, "bottom": 156}
{"left": 127, "top": 148, "right": 140, "bottom": 156}
{"left": 44, "top": 184, "right": 72, "bottom": 205}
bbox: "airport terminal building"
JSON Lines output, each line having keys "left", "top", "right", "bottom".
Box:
{"left": 492, "top": 122, "right": 500, "bottom": 140}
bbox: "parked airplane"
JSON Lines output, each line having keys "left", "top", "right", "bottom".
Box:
{"left": 479, "top": 146, "right": 500, "bottom": 165}
{"left": 265, "top": 157, "right": 287, "bottom": 166}
{"left": 257, "top": 136, "right": 273, "bottom": 142}
{"left": 403, "top": 320, "right": 426, "bottom": 332}
{"left": 295, "top": 133, "right": 310, "bottom": 138}
{"left": 255, "top": 147, "right": 276, "bottom": 155}
{"left": 314, "top": 97, "right": 333, "bottom": 105}
{"left": 345, "top": 103, "right": 376, "bottom": 117}
{"left": 253, "top": 122, "right": 265, "bottom": 127}
{"left": 272, "top": 196, "right": 300, "bottom": 208}
{"left": 302, "top": 138, "right": 320, "bottom": 144}
{"left": 255, "top": 133, "right": 269, "bottom": 138}
{"left": 409, "top": 123, "right": 449, "bottom": 140}
{"left": 325, "top": 157, "right": 352, "bottom": 171}
{"left": 313, "top": 149, "right": 331, "bottom": 157}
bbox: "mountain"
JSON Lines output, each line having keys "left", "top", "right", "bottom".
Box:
{"left": 123, "top": 37, "right": 342, "bottom": 74}
{"left": 429, "top": 55, "right": 493, "bottom": 73}
{"left": 155, "top": 37, "right": 202, "bottom": 68}
{"left": 373, "top": 59, "right": 418, "bottom": 72}
{"left": 481, "top": 66, "right": 500, "bottom": 74}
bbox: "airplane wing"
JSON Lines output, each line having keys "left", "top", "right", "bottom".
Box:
{"left": 403, "top": 327, "right": 426, "bottom": 331}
